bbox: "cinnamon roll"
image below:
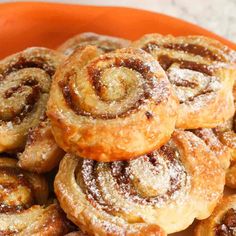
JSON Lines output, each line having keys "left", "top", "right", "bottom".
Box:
{"left": 47, "top": 46, "right": 178, "bottom": 162}
{"left": 0, "top": 47, "right": 63, "bottom": 153}
{"left": 195, "top": 195, "right": 236, "bottom": 236}
{"left": 132, "top": 34, "right": 236, "bottom": 129}
{"left": 18, "top": 118, "right": 65, "bottom": 173}
{"left": 54, "top": 130, "right": 225, "bottom": 235}
{"left": 0, "top": 157, "right": 68, "bottom": 235}
{"left": 58, "top": 32, "right": 130, "bottom": 56}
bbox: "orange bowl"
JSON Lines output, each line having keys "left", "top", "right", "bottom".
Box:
{"left": 0, "top": 2, "right": 235, "bottom": 59}
{"left": 0, "top": 2, "right": 234, "bottom": 236}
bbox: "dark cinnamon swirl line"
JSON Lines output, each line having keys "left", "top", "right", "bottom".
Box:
{"left": 48, "top": 46, "right": 178, "bottom": 161}
{"left": 3, "top": 85, "right": 41, "bottom": 125}
{"left": 71, "top": 33, "right": 129, "bottom": 53}
{"left": 132, "top": 35, "right": 236, "bottom": 127}
{"left": 134, "top": 36, "right": 235, "bottom": 114}
{"left": 59, "top": 56, "right": 170, "bottom": 119}
{"left": 0, "top": 162, "right": 46, "bottom": 214}
{"left": 54, "top": 130, "right": 225, "bottom": 234}
{"left": 1, "top": 55, "right": 56, "bottom": 78}
{"left": 0, "top": 166, "right": 33, "bottom": 213}
{"left": 150, "top": 54, "right": 218, "bottom": 105}
{"left": 110, "top": 148, "right": 188, "bottom": 204}
{"left": 0, "top": 47, "right": 63, "bottom": 152}
{"left": 155, "top": 55, "right": 213, "bottom": 75}
{"left": 76, "top": 145, "right": 188, "bottom": 212}
{"left": 0, "top": 229, "right": 18, "bottom": 235}
{"left": 0, "top": 158, "right": 69, "bottom": 235}
{"left": 4, "top": 79, "right": 39, "bottom": 99}
{"left": 215, "top": 208, "right": 236, "bottom": 236}
{"left": 142, "top": 42, "right": 227, "bottom": 62}
{"left": 0, "top": 53, "right": 58, "bottom": 124}
{"left": 57, "top": 32, "right": 131, "bottom": 56}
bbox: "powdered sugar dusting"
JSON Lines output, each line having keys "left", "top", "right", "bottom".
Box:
{"left": 75, "top": 139, "right": 191, "bottom": 217}
{"left": 167, "top": 66, "right": 221, "bottom": 104}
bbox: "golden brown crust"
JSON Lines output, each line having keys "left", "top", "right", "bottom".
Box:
{"left": 47, "top": 46, "right": 179, "bottom": 162}
{"left": 0, "top": 47, "right": 63, "bottom": 152}
{"left": 57, "top": 32, "right": 130, "bottom": 56}
{"left": 0, "top": 157, "right": 69, "bottom": 235}
{"left": 54, "top": 130, "right": 224, "bottom": 235}
{"left": 226, "top": 165, "right": 236, "bottom": 189}
{"left": 214, "top": 116, "right": 236, "bottom": 188}
{"left": 64, "top": 226, "right": 165, "bottom": 236}
{"left": 65, "top": 232, "right": 88, "bottom": 236}
{"left": 132, "top": 34, "right": 236, "bottom": 129}
{"left": 192, "top": 128, "right": 231, "bottom": 170}
{"left": 0, "top": 204, "right": 69, "bottom": 236}
{"left": 195, "top": 195, "right": 236, "bottom": 236}
{"left": 18, "top": 119, "right": 65, "bottom": 173}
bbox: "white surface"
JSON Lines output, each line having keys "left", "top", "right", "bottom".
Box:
{"left": 4, "top": 0, "right": 236, "bottom": 42}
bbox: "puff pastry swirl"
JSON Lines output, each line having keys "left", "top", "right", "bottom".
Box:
{"left": 47, "top": 46, "right": 178, "bottom": 161}
{"left": 132, "top": 34, "right": 236, "bottom": 129}
{"left": 58, "top": 32, "right": 130, "bottom": 56}
{"left": 0, "top": 157, "right": 68, "bottom": 235}
{"left": 54, "top": 130, "right": 225, "bottom": 235}
{"left": 0, "top": 47, "right": 63, "bottom": 156}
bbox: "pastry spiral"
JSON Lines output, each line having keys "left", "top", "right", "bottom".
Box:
{"left": 47, "top": 46, "right": 178, "bottom": 162}
{"left": 195, "top": 195, "right": 236, "bottom": 236}
{"left": 0, "top": 157, "right": 68, "bottom": 235}
{"left": 57, "top": 32, "right": 130, "bottom": 56}
{"left": 0, "top": 47, "right": 63, "bottom": 152}
{"left": 132, "top": 34, "right": 236, "bottom": 129}
{"left": 54, "top": 130, "right": 224, "bottom": 235}
{"left": 18, "top": 118, "right": 65, "bottom": 173}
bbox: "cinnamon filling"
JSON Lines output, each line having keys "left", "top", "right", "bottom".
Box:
{"left": 60, "top": 56, "right": 169, "bottom": 119}
{"left": 26, "top": 115, "right": 48, "bottom": 146}
{"left": 0, "top": 167, "right": 34, "bottom": 213}
{"left": 215, "top": 208, "right": 236, "bottom": 236}
{"left": 1, "top": 85, "right": 40, "bottom": 124}
{"left": 87, "top": 57, "right": 162, "bottom": 101}
{"left": 0, "top": 229, "right": 18, "bottom": 235}
{"left": 80, "top": 160, "right": 115, "bottom": 212}
{"left": 142, "top": 42, "right": 224, "bottom": 62}
{"left": 2, "top": 56, "right": 55, "bottom": 78}
{"left": 158, "top": 55, "right": 213, "bottom": 75}
{"left": 145, "top": 111, "right": 153, "bottom": 120}
{"left": 77, "top": 144, "right": 188, "bottom": 213}
{"left": 0, "top": 202, "right": 29, "bottom": 214}
{"left": 171, "top": 78, "right": 198, "bottom": 89}
{"left": 0, "top": 56, "right": 56, "bottom": 124}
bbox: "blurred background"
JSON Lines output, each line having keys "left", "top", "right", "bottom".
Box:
{"left": 5, "top": 0, "right": 236, "bottom": 42}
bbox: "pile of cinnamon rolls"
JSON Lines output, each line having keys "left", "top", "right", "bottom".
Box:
{"left": 0, "top": 32, "right": 236, "bottom": 236}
